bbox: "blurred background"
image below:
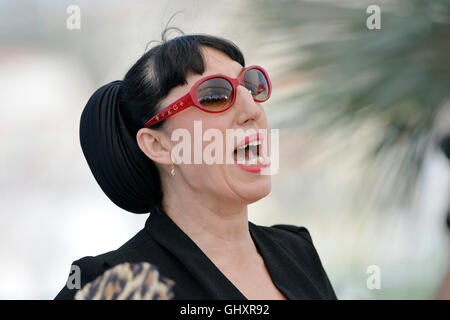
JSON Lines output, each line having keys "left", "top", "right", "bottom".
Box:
{"left": 0, "top": 0, "right": 449, "bottom": 299}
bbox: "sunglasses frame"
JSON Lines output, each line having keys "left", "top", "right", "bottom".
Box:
{"left": 143, "top": 65, "right": 271, "bottom": 128}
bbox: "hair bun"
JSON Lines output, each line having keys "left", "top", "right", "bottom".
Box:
{"left": 79, "top": 81, "right": 162, "bottom": 213}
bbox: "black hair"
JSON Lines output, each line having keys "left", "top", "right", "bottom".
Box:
{"left": 120, "top": 33, "right": 245, "bottom": 133}
{"left": 79, "top": 30, "right": 245, "bottom": 214}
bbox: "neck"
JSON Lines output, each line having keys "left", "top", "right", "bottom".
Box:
{"left": 161, "top": 179, "right": 254, "bottom": 258}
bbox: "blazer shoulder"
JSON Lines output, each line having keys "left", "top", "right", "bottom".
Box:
{"left": 266, "top": 223, "right": 324, "bottom": 264}
{"left": 264, "top": 223, "right": 338, "bottom": 299}
{"left": 269, "top": 224, "right": 315, "bottom": 245}
{"left": 54, "top": 229, "right": 152, "bottom": 300}
{"left": 54, "top": 254, "right": 109, "bottom": 300}
{"left": 257, "top": 223, "right": 317, "bottom": 255}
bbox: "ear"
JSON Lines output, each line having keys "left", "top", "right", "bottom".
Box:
{"left": 136, "top": 127, "right": 172, "bottom": 165}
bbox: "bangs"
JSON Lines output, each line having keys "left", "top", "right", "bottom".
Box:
{"left": 120, "top": 33, "right": 245, "bottom": 133}
{"left": 152, "top": 35, "right": 245, "bottom": 98}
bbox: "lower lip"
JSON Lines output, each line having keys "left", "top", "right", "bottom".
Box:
{"left": 234, "top": 159, "right": 270, "bottom": 173}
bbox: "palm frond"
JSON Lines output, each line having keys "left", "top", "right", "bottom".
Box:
{"left": 242, "top": 0, "right": 450, "bottom": 207}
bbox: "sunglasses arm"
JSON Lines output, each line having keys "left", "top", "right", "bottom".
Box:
{"left": 144, "top": 94, "right": 193, "bottom": 127}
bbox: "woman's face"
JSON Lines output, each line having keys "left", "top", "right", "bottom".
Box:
{"left": 159, "top": 46, "right": 271, "bottom": 207}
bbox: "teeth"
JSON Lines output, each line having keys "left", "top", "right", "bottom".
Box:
{"left": 234, "top": 139, "right": 266, "bottom": 167}
{"left": 235, "top": 155, "right": 267, "bottom": 166}
{"left": 236, "top": 140, "right": 262, "bottom": 150}
{"left": 247, "top": 156, "right": 258, "bottom": 165}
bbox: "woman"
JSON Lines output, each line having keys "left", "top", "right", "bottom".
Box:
{"left": 55, "top": 31, "right": 337, "bottom": 300}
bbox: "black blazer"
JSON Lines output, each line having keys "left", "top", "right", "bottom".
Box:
{"left": 55, "top": 206, "right": 337, "bottom": 300}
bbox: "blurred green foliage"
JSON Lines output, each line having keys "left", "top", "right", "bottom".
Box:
{"left": 248, "top": 0, "right": 450, "bottom": 207}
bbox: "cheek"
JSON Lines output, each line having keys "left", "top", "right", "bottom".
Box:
{"left": 170, "top": 112, "right": 232, "bottom": 156}
{"left": 168, "top": 113, "right": 232, "bottom": 169}
{"left": 168, "top": 112, "right": 271, "bottom": 202}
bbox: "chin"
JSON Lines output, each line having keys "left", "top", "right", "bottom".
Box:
{"left": 238, "top": 176, "right": 271, "bottom": 204}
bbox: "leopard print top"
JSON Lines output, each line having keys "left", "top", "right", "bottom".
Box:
{"left": 74, "top": 262, "right": 175, "bottom": 300}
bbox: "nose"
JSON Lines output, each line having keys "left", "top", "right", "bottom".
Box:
{"left": 234, "top": 85, "right": 262, "bottom": 125}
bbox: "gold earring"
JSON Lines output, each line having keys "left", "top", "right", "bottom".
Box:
{"left": 169, "top": 151, "right": 175, "bottom": 177}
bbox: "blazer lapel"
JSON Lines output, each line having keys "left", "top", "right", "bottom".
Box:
{"left": 145, "top": 206, "right": 325, "bottom": 300}
{"left": 145, "top": 206, "right": 247, "bottom": 299}
{"left": 248, "top": 221, "right": 328, "bottom": 299}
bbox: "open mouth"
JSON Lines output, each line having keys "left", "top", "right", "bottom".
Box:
{"left": 233, "top": 140, "right": 263, "bottom": 165}
{"left": 232, "top": 133, "right": 269, "bottom": 172}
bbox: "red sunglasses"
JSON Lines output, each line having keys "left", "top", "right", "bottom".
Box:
{"left": 143, "top": 65, "right": 272, "bottom": 127}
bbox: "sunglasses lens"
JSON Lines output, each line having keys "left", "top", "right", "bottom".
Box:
{"left": 243, "top": 69, "right": 269, "bottom": 101}
{"left": 197, "top": 78, "right": 234, "bottom": 111}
